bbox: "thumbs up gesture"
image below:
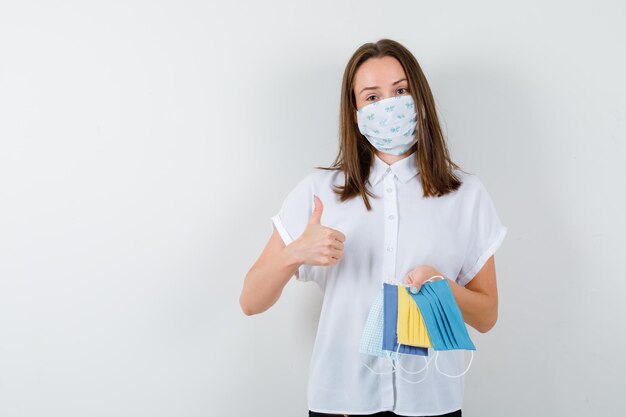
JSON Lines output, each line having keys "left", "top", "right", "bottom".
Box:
{"left": 290, "top": 194, "right": 346, "bottom": 267}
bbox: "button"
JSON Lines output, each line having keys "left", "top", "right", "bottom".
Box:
{"left": 386, "top": 246, "right": 393, "bottom": 252}
{"left": 388, "top": 214, "right": 395, "bottom": 220}
{"left": 386, "top": 187, "right": 393, "bottom": 193}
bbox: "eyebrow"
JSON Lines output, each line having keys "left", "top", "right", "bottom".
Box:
{"left": 359, "top": 78, "right": 407, "bottom": 95}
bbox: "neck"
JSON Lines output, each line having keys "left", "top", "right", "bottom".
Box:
{"left": 375, "top": 149, "right": 414, "bottom": 165}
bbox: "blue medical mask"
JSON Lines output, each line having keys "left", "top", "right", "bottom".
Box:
{"left": 356, "top": 95, "right": 418, "bottom": 156}
{"left": 410, "top": 280, "right": 476, "bottom": 351}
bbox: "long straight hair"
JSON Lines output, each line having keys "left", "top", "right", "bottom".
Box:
{"left": 316, "top": 39, "right": 462, "bottom": 210}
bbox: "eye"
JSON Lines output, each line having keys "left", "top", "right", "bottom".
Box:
{"left": 366, "top": 95, "right": 378, "bottom": 102}
{"left": 397, "top": 87, "right": 409, "bottom": 95}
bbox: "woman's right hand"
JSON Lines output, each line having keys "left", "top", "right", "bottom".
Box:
{"left": 287, "top": 195, "right": 346, "bottom": 267}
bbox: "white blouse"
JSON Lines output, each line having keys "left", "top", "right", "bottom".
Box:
{"left": 270, "top": 150, "right": 507, "bottom": 415}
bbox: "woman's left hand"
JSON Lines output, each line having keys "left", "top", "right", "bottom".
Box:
{"left": 403, "top": 265, "right": 445, "bottom": 293}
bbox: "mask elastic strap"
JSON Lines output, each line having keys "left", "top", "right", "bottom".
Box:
{"left": 423, "top": 275, "right": 445, "bottom": 284}
{"left": 402, "top": 275, "right": 445, "bottom": 293}
{"left": 390, "top": 343, "right": 431, "bottom": 384}
{"left": 360, "top": 357, "right": 396, "bottom": 375}
{"left": 360, "top": 349, "right": 399, "bottom": 375}
{"left": 360, "top": 347, "right": 427, "bottom": 377}
{"left": 392, "top": 343, "right": 432, "bottom": 374}
{"left": 395, "top": 367, "right": 429, "bottom": 384}
{"left": 434, "top": 350, "right": 474, "bottom": 378}
{"left": 396, "top": 275, "right": 444, "bottom": 288}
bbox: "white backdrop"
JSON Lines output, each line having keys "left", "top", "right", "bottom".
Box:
{"left": 1, "top": 1, "right": 625, "bottom": 416}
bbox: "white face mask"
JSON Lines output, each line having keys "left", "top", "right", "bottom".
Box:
{"left": 356, "top": 94, "right": 418, "bottom": 156}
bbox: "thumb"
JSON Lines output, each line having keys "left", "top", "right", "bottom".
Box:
{"left": 308, "top": 194, "right": 323, "bottom": 225}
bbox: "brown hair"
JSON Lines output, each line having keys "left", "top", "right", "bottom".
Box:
{"left": 315, "top": 38, "right": 463, "bottom": 210}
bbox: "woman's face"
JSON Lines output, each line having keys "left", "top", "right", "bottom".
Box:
{"left": 353, "top": 56, "right": 411, "bottom": 112}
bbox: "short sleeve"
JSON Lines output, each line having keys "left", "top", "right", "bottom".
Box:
{"left": 270, "top": 173, "right": 315, "bottom": 282}
{"left": 456, "top": 177, "right": 508, "bottom": 286}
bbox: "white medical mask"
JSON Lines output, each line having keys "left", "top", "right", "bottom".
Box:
{"left": 356, "top": 94, "right": 418, "bottom": 156}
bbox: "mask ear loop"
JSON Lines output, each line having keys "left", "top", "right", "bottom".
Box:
{"left": 390, "top": 343, "right": 432, "bottom": 384}
{"left": 360, "top": 349, "right": 400, "bottom": 375}
{"left": 395, "top": 367, "right": 429, "bottom": 384}
{"left": 401, "top": 275, "right": 445, "bottom": 293}
{"left": 434, "top": 350, "right": 475, "bottom": 378}
{"left": 360, "top": 357, "right": 396, "bottom": 375}
{"left": 423, "top": 275, "right": 445, "bottom": 284}
{"left": 392, "top": 343, "right": 433, "bottom": 374}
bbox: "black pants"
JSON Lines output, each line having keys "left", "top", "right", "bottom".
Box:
{"left": 309, "top": 409, "right": 461, "bottom": 416}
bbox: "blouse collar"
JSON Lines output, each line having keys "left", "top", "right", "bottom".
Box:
{"left": 368, "top": 150, "right": 419, "bottom": 186}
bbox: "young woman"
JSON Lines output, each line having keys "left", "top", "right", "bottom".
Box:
{"left": 240, "top": 39, "right": 507, "bottom": 417}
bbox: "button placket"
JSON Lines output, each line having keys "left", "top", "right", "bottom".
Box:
{"left": 382, "top": 170, "right": 398, "bottom": 285}
{"left": 380, "top": 169, "right": 399, "bottom": 409}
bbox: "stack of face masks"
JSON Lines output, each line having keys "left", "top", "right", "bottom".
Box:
{"left": 359, "top": 278, "right": 476, "bottom": 382}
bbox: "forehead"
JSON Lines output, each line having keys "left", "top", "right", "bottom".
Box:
{"left": 353, "top": 56, "right": 407, "bottom": 91}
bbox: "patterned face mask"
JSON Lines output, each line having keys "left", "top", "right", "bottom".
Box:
{"left": 359, "top": 288, "right": 387, "bottom": 358}
{"left": 359, "top": 278, "right": 476, "bottom": 382}
{"left": 356, "top": 95, "right": 418, "bottom": 156}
